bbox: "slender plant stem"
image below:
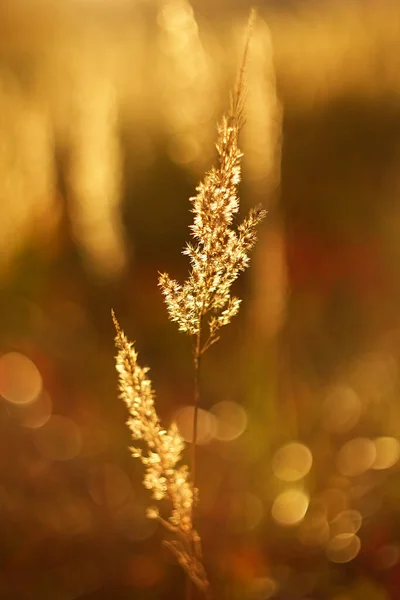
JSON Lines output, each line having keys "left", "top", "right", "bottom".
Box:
{"left": 185, "top": 324, "right": 202, "bottom": 600}
{"left": 192, "top": 327, "right": 202, "bottom": 490}
{"left": 186, "top": 567, "right": 193, "bottom": 600}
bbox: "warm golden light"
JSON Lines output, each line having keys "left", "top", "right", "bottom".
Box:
{"left": 271, "top": 489, "right": 309, "bottom": 526}
{"left": 337, "top": 437, "right": 376, "bottom": 477}
{"left": 168, "top": 133, "right": 202, "bottom": 165}
{"left": 156, "top": 0, "right": 214, "bottom": 170}
{"left": 326, "top": 533, "right": 361, "bottom": 563}
{"left": 0, "top": 352, "right": 42, "bottom": 405}
{"left": 173, "top": 406, "right": 216, "bottom": 444}
{"left": 1, "top": 4, "right": 399, "bottom": 598}
{"left": 31, "top": 414, "right": 82, "bottom": 461}
{"left": 12, "top": 390, "right": 52, "bottom": 429}
{"left": 322, "top": 384, "right": 362, "bottom": 434}
{"left": 272, "top": 441, "right": 313, "bottom": 482}
{"left": 249, "top": 577, "right": 279, "bottom": 600}
{"left": 349, "top": 352, "right": 397, "bottom": 401}
{"left": 157, "top": 0, "right": 196, "bottom": 35}
{"left": 330, "top": 510, "right": 362, "bottom": 536}
{"left": 211, "top": 401, "right": 248, "bottom": 442}
{"left": 372, "top": 436, "right": 400, "bottom": 470}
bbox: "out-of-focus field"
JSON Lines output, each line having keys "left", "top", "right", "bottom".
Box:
{"left": 1, "top": 1, "right": 400, "bottom": 598}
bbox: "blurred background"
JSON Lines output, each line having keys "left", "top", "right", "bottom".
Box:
{"left": 1, "top": 0, "right": 400, "bottom": 598}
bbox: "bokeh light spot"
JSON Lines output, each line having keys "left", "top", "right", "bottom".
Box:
{"left": 330, "top": 510, "right": 362, "bottom": 536}
{"left": 349, "top": 352, "right": 397, "bottom": 401}
{"left": 376, "top": 544, "right": 400, "bottom": 569}
{"left": 326, "top": 533, "right": 361, "bottom": 563}
{"left": 211, "top": 400, "right": 247, "bottom": 442}
{"left": 249, "top": 577, "right": 279, "bottom": 600}
{"left": 372, "top": 436, "right": 400, "bottom": 470}
{"left": 272, "top": 441, "right": 313, "bottom": 482}
{"left": 31, "top": 415, "right": 82, "bottom": 461}
{"left": 337, "top": 437, "right": 376, "bottom": 477}
{"left": 0, "top": 352, "right": 42, "bottom": 405}
{"left": 8, "top": 390, "right": 52, "bottom": 429}
{"left": 322, "top": 385, "right": 362, "bottom": 434}
{"left": 173, "top": 406, "right": 215, "bottom": 444}
{"left": 272, "top": 489, "right": 309, "bottom": 527}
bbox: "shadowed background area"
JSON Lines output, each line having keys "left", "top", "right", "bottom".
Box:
{"left": 1, "top": 0, "right": 400, "bottom": 598}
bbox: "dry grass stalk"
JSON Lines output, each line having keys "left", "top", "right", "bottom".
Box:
{"left": 158, "top": 5, "right": 265, "bottom": 513}
{"left": 113, "top": 10, "right": 266, "bottom": 597}
{"left": 112, "top": 310, "right": 209, "bottom": 593}
{"left": 158, "top": 17, "right": 266, "bottom": 350}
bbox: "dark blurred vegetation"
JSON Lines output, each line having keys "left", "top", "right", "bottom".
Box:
{"left": 1, "top": 1, "right": 400, "bottom": 599}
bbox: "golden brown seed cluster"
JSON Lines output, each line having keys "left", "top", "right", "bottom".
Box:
{"left": 159, "top": 95, "right": 266, "bottom": 351}
{"left": 112, "top": 311, "right": 208, "bottom": 592}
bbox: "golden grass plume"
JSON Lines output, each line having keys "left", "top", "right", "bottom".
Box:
{"left": 112, "top": 11, "right": 266, "bottom": 596}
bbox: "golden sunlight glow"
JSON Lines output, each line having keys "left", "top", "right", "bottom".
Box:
{"left": 63, "top": 39, "right": 126, "bottom": 280}
{"left": 322, "top": 384, "right": 362, "bottom": 434}
{"left": 348, "top": 352, "right": 397, "bottom": 402}
{"left": 211, "top": 401, "right": 248, "bottom": 442}
{"left": 173, "top": 406, "right": 216, "bottom": 444}
{"left": 0, "top": 352, "right": 42, "bottom": 405}
{"left": 243, "top": 17, "right": 282, "bottom": 194}
{"left": 157, "top": 0, "right": 214, "bottom": 170}
{"left": 372, "top": 436, "right": 400, "bottom": 470}
{"left": 13, "top": 390, "right": 52, "bottom": 429}
{"left": 2, "top": 5, "right": 400, "bottom": 596}
{"left": 337, "top": 437, "right": 376, "bottom": 477}
{"left": 31, "top": 414, "right": 82, "bottom": 461}
{"left": 249, "top": 577, "right": 279, "bottom": 600}
{"left": 326, "top": 533, "right": 361, "bottom": 563}
{"left": 330, "top": 510, "right": 362, "bottom": 536}
{"left": 272, "top": 489, "right": 309, "bottom": 527}
{"left": 168, "top": 133, "right": 202, "bottom": 165}
{"left": 0, "top": 85, "right": 56, "bottom": 278}
{"left": 272, "top": 441, "right": 313, "bottom": 482}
